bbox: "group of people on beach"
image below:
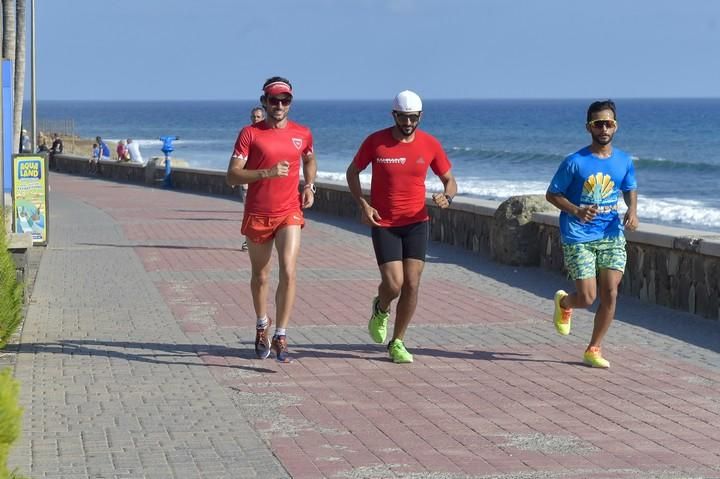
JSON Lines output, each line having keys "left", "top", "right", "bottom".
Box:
{"left": 226, "top": 76, "right": 638, "bottom": 368}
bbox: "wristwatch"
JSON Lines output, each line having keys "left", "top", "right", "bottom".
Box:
{"left": 444, "top": 194, "right": 453, "bottom": 205}
{"left": 304, "top": 183, "right": 316, "bottom": 194}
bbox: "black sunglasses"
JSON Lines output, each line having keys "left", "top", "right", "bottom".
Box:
{"left": 267, "top": 96, "right": 292, "bottom": 106}
{"left": 394, "top": 112, "right": 420, "bottom": 123}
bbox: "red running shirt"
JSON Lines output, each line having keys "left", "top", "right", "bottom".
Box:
{"left": 354, "top": 128, "right": 452, "bottom": 227}
{"left": 233, "top": 120, "right": 314, "bottom": 217}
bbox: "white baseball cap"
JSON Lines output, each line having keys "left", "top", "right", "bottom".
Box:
{"left": 392, "top": 90, "right": 422, "bottom": 112}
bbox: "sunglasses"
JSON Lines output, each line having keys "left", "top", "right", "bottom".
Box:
{"left": 267, "top": 96, "right": 292, "bottom": 106}
{"left": 394, "top": 112, "right": 420, "bottom": 123}
{"left": 588, "top": 119, "right": 617, "bottom": 129}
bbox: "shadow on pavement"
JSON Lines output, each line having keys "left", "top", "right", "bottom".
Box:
{"left": 289, "top": 342, "right": 584, "bottom": 366}
{"left": 17, "top": 340, "right": 275, "bottom": 373}
{"left": 78, "top": 242, "right": 244, "bottom": 252}
{"left": 305, "top": 210, "right": 720, "bottom": 355}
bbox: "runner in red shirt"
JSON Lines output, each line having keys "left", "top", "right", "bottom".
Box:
{"left": 346, "top": 90, "right": 457, "bottom": 364}
{"left": 226, "top": 76, "right": 317, "bottom": 363}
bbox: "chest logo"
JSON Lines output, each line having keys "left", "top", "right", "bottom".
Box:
{"left": 376, "top": 157, "right": 406, "bottom": 165}
{"left": 416, "top": 157, "right": 425, "bottom": 164}
{"left": 292, "top": 138, "right": 303, "bottom": 150}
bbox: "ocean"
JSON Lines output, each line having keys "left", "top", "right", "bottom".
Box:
{"left": 33, "top": 99, "right": 720, "bottom": 232}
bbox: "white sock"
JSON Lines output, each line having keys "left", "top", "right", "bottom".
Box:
{"left": 256, "top": 315, "right": 268, "bottom": 329}
{"left": 275, "top": 328, "right": 286, "bottom": 337}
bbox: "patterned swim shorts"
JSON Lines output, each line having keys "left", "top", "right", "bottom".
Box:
{"left": 562, "top": 236, "right": 627, "bottom": 280}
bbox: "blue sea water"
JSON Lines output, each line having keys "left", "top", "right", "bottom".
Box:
{"left": 34, "top": 99, "right": 720, "bottom": 232}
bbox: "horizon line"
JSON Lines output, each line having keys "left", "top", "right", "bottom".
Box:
{"left": 28, "top": 96, "right": 720, "bottom": 102}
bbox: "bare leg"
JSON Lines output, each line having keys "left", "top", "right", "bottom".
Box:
{"left": 589, "top": 269, "right": 623, "bottom": 348}
{"left": 247, "top": 238, "right": 274, "bottom": 320}
{"left": 273, "top": 225, "right": 302, "bottom": 329}
{"left": 561, "top": 277, "right": 597, "bottom": 310}
{"left": 391, "top": 259, "right": 425, "bottom": 341}
{"left": 377, "top": 261, "right": 403, "bottom": 312}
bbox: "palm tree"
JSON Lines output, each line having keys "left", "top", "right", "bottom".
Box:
{"left": 14, "top": 0, "right": 27, "bottom": 156}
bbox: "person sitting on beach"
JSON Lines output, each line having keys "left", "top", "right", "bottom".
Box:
{"left": 89, "top": 143, "right": 100, "bottom": 174}
{"left": 116, "top": 139, "right": 130, "bottom": 161}
{"left": 96, "top": 136, "right": 111, "bottom": 160}
{"left": 126, "top": 138, "right": 144, "bottom": 164}
{"left": 50, "top": 133, "right": 64, "bottom": 154}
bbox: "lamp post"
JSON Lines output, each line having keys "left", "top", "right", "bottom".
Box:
{"left": 31, "top": 0, "right": 37, "bottom": 153}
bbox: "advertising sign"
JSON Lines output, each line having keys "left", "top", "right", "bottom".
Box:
{"left": 12, "top": 154, "right": 48, "bottom": 245}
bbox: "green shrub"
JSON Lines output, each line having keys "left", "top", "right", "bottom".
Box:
{"left": 0, "top": 217, "right": 23, "bottom": 349}
{"left": 0, "top": 368, "right": 24, "bottom": 479}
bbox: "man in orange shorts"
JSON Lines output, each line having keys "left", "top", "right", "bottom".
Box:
{"left": 226, "top": 76, "right": 317, "bottom": 363}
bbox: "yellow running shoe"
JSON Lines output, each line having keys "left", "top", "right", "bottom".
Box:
{"left": 388, "top": 339, "right": 413, "bottom": 364}
{"left": 368, "top": 296, "right": 390, "bottom": 344}
{"left": 583, "top": 346, "right": 610, "bottom": 368}
{"left": 553, "top": 290, "right": 572, "bottom": 335}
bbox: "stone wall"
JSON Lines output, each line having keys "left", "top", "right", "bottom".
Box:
{"left": 50, "top": 154, "right": 720, "bottom": 320}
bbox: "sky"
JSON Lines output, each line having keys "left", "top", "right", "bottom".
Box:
{"left": 32, "top": 0, "right": 720, "bottom": 101}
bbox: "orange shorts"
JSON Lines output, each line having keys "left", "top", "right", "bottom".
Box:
{"left": 241, "top": 210, "right": 305, "bottom": 244}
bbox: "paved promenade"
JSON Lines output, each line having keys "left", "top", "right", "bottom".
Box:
{"left": 9, "top": 172, "right": 720, "bottom": 479}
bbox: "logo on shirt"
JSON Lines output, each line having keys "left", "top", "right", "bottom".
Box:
{"left": 582, "top": 172, "right": 617, "bottom": 206}
{"left": 376, "top": 157, "right": 406, "bottom": 165}
{"left": 292, "top": 138, "right": 303, "bottom": 150}
{"left": 416, "top": 157, "right": 425, "bottom": 164}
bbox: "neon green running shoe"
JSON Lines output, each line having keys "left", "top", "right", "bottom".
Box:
{"left": 388, "top": 339, "right": 413, "bottom": 364}
{"left": 368, "top": 296, "right": 389, "bottom": 344}
{"left": 553, "top": 290, "right": 572, "bottom": 336}
{"left": 583, "top": 346, "right": 610, "bottom": 368}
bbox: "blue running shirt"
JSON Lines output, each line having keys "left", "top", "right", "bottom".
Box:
{"left": 547, "top": 147, "right": 637, "bottom": 244}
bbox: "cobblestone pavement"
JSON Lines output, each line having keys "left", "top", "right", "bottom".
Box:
{"left": 9, "top": 173, "right": 720, "bottom": 479}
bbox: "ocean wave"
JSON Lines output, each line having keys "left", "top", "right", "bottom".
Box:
{"left": 316, "top": 171, "right": 720, "bottom": 230}
{"left": 635, "top": 197, "right": 720, "bottom": 229}
{"left": 632, "top": 156, "right": 720, "bottom": 172}
{"left": 448, "top": 147, "right": 566, "bottom": 165}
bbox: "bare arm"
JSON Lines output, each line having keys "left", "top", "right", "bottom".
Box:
{"left": 346, "top": 161, "right": 381, "bottom": 226}
{"left": 622, "top": 189, "right": 639, "bottom": 230}
{"left": 545, "top": 191, "right": 599, "bottom": 223}
{"left": 300, "top": 151, "right": 318, "bottom": 209}
{"left": 225, "top": 155, "right": 288, "bottom": 186}
{"left": 431, "top": 170, "right": 458, "bottom": 208}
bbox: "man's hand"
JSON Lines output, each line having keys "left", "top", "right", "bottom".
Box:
{"left": 361, "top": 203, "right": 382, "bottom": 226}
{"left": 301, "top": 188, "right": 314, "bottom": 209}
{"left": 623, "top": 210, "right": 639, "bottom": 231}
{"left": 269, "top": 160, "right": 290, "bottom": 177}
{"left": 575, "top": 204, "right": 599, "bottom": 223}
{"left": 432, "top": 193, "right": 451, "bottom": 209}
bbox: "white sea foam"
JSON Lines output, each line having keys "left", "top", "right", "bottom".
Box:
{"left": 317, "top": 171, "right": 720, "bottom": 230}
{"left": 636, "top": 197, "right": 720, "bottom": 230}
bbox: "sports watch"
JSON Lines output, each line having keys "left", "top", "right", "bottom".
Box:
{"left": 304, "top": 183, "right": 316, "bottom": 194}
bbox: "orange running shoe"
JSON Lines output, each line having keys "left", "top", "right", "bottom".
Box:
{"left": 583, "top": 346, "right": 610, "bottom": 368}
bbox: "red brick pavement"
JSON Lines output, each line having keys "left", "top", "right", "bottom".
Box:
{"left": 53, "top": 174, "right": 720, "bottom": 479}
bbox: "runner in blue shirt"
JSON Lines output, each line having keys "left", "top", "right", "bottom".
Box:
{"left": 546, "top": 100, "right": 639, "bottom": 369}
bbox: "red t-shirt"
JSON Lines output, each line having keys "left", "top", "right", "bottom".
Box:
{"left": 233, "top": 120, "right": 313, "bottom": 217}
{"left": 354, "top": 128, "right": 452, "bottom": 227}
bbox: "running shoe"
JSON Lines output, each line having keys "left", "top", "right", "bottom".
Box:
{"left": 583, "top": 346, "right": 610, "bottom": 368}
{"left": 271, "top": 335, "right": 292, "bottom": 363}
{"left": 388, "top": 339, "right": 413, "bottom": 364}
{"left": 553, "top": 290, "right": 572, "bottom": 336}
{"left": 368, "top": 296, "right": 390, "bottom": 344}
{"left": 241, "top": 240, "right": 248, "bottom": 251}
{"left": 254, "top": 317, "right": 272, "bottom": 359}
